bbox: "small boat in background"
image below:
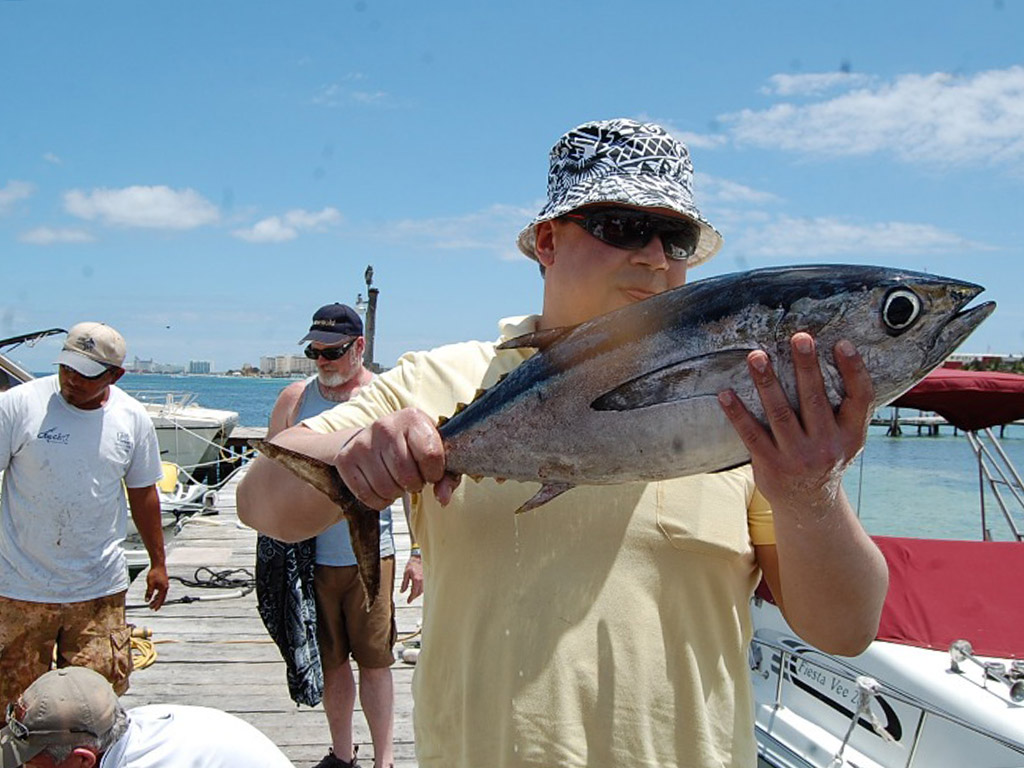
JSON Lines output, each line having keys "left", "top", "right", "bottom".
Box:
{"left": 751, "top": 367, "right": 1024, "bottom": 767}
{"left": 129, "top": 390, "right": 238, "bottom": 479}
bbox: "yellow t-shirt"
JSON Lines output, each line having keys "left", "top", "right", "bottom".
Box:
{"left": 304, "top": 316, "right": 774, "bottom": 768}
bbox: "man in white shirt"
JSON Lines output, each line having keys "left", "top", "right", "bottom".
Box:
{"left": 0, "top": 667, "right": 294, "bottom": 768}
{"left": 0, "top": 323, "right": 168, "bottom": 720}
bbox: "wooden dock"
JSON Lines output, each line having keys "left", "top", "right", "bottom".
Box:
{"left": 122, "top": 463, "right": 422, "bottom": 767}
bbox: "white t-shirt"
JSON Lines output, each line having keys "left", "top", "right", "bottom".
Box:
{"left": 0, "top": 375, "right": 162, "bottom": 602}
{"left": 100, "top": 706, "right": 294, "bottom": 768}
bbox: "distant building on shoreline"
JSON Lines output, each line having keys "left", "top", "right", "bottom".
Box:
{"left": 188, "top": 360, "right": 213, "bottom": 375}
{"left": 125, "top": 356, "right": 184, "bottom": 375}
{"left": 259, "top": 354, "right": 317, "bottom": 377}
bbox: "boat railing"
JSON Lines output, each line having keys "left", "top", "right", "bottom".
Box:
{"left": 750, "top": 631, "right": 1024, "bottom": 763}
{"left": 127, "top": 390, "right": 202, "bottom": 411}
{"left": 968, "top": 427, "right": 1024, "bottom": 541}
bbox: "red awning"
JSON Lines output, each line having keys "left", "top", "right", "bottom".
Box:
{"left": 890, "top": 368, "right": 1024, "bottom": 432}
{"left": 874, "top": 536, "right": 1024, "bottom": 659}
{"left": 757, "top": 536, "right": 1024, "bottom": 658}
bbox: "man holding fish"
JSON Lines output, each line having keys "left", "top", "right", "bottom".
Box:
{"left": 239, "top": 119, "right": 890, "bottom": 768}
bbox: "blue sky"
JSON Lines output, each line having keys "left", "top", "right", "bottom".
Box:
{"left": 2, "top": 0, "right": 1022, "bottom": 372}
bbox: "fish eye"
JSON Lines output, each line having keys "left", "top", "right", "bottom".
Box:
{"left": 882, "top": 288, "right": 921, "bottom": 333}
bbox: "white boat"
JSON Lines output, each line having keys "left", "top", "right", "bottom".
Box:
{"left": 129, "top": 390, "right": 239, "bottom": 475}
{"left": 751, "top": 368, "right": 1024, "bottom": 767}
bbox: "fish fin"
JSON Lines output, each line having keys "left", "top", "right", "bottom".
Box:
{"left": 348, "top": 509, "right": 382, "bottom": 611}
{"left": 497, "top": 326, "right": 573, "bottom": 351}
{"left": 250, "top": 439, "right": 384, "bottom": 611}
{"left": 514, "top": 482, "right": 575, "bottom": 514}
{"left": 250, "top": 440, "right": 349, "bottom": 507}
{"left": 591, "top": 349, "right": 756, "bottom": 411}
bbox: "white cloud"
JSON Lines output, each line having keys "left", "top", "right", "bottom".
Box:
{"left": 312, "top": 84, "right": 343, "bottom": 106}
{"left": 232, "top": 206, "right": 342, "bottom": 243}
{"left": 312, "top": 74, "right": 392, "bottom": 108}
{"left": 18, "top": 227, "right": 96, "bottom": 245}
{"left": 64, "top": 185, "right": 219, "bottom": 229}
{"left": 729, "top": 215, "right": 988, "bottom": 259}
{"left": 283, "top": 207, "right": 341, "bottom": 229}
{"left": 0, "top": 180, "right": 35, "bottom": 215}
{"left": 635, "top": 115, "right": 727, "bottom": 151}
{"left": 723, "top": 66, "right": 1024, "bottom": 169}
{"left": 351, "top": 90, "right": 391, "bottom": 105}
{"left": 697, "top": 174, "right": 781, "bottom": 206}
{"left": 379, "top": 203, "right": 534, "bottom": 262}
{"left": 761, "top": 72, "right": 875, "bottom": 97}
{"left": 42, "top": 152, "right": 61, "bottom": 165}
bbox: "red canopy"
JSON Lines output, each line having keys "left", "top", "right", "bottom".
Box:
{"left": 890, "top": 368, "right": 1024, "bottom": 432}
{"left": 874, "top": 536, "right": 1024, "bottom": 658}
{"left": 757, "top": 536, "right": 1024, "bottom": 657}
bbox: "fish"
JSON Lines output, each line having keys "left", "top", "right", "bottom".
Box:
{"left": 253, "top": 264, "right": 995, "bottom": 607}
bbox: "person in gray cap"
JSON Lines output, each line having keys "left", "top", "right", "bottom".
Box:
{"left": 253, "top": 304, "right": 414, "bottom": 768}
{"left": 0, "top": 323, "right": 168, "bottom": 725}
{"left": 238, "top": 119, "right": 887, "bottom": 768}
{"left": 0, "top": 666, "right": 294, "bottom": 767}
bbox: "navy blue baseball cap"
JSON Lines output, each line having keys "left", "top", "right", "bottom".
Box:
{"left": 299, "top": 304, "right": 363, "bottom": 344}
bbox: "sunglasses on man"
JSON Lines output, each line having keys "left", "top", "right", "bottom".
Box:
{"left": 562, "top": 207, "right": 700, "bottom": 262}
{"left": 59, "top": 363, "right": 116, "bottom": 381}
{"left": 304, "top": 338, "right": 357, "bottom": 361}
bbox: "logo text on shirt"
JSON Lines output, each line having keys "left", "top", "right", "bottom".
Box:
{"left": 37, "top": 427, "right": 70, "bottom": 445}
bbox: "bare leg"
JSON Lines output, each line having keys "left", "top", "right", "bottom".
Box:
{"left": 358, "top": 665, "right": 394, "bottom": 767}
{"left": 322, "top": 660, "right": 357, "bottom": 761}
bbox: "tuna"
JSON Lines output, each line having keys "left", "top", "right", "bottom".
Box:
{"left": 254, "top": 264, "right": 995, "bottom": 605}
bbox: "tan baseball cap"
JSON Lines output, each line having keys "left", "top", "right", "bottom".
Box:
{"left": 55, "top": 322, "right": 127, "bottom": 377}
{"left": 0, "top": 667, "right": 118, "bottom": 767}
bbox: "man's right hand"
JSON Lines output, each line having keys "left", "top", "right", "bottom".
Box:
{"left": 335, "top": 408, "right": 460, "bottom": 510}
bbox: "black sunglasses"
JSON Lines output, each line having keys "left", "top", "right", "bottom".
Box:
{"left": 563, "top": 207, "right": 700, "bottom": 262}
{"left": 304, "top": 338, "right": 357, "bottom": 361}
{"left": 59, "top": 363, "right": 115, "bottom": 380}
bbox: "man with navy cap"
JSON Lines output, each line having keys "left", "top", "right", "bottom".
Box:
{"left": 0, "top": 323, "right": 167, "bottom": 724}
{"left": 238, "top": 120, "right": 888, "bottom": 767}
{"left": 255, "top": 304, "right": 411, "bottom": 768}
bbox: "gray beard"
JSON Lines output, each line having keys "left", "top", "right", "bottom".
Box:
{"left": 317, "top": 371, "right": 348, "bottom": 389}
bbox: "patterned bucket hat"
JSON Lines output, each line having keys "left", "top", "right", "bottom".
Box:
{"left": 517, "top": 118, "right": 723, "bottom": 266}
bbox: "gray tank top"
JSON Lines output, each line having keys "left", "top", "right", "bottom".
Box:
{"left": 294, "top": 377, "right": 395, "bottom": 565}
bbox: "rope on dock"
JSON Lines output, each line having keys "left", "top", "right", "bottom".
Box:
{"left": 125, "top": 567, "right": 256, "bottom": 610}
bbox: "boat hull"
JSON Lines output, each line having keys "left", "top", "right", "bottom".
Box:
{"left": 144, "top": 405, "right": 239, "bottom": 472}
{"left": 750, "top": 598, "right": 1024, "bottom": 768}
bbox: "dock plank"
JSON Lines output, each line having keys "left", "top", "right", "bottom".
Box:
{"left": 123, "top": 465, "right": 422, "bottom": 767}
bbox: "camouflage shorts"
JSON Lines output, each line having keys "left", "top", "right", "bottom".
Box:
{"left": 0, "top": 592, "right": 131, "bottom": 722}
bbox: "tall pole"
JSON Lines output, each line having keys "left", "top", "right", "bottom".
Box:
{"left": 363, "top": 265, "right": 377, "bottom": 370}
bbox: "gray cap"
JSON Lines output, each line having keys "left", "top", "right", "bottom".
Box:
{"left": 55, "top": 322, "right": 127, "bottom": 377}
{"left": 0, "top": 668, "right": 118, "bottom": 767}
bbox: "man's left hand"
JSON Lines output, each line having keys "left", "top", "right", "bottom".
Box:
{"left": 718, "top": 332, "right": 873, "bottom": 511}
{"left": 401, "top": 555, "right": 423, "bottom": 603}
{"left": 146, "top": 563, "right": 169, "bottom": 610}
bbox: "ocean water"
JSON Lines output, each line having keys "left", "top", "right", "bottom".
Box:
{"left": 120, "top": 372, "right": 291, "bottom": 429}
{"left": 119, "top": 373, "right": 1024, "bottom": 543}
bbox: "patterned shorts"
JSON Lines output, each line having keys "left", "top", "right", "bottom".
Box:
{"left": 314, "top": 556, "right": 396, "bottom": 669}
{"left": 0, "top": 591, "right": 131, "bottom": 722}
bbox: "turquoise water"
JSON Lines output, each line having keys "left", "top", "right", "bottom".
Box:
{"left": 118, "top": 373, "right": 1024, "bottom": 543}
{"left": 849, "top": 425, "right": 1024, "bottom": 541}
